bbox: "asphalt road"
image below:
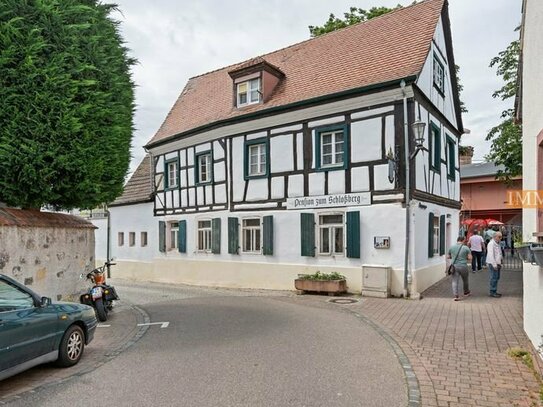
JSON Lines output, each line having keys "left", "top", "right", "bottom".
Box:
{"left": 5, "top": 281, "right": 407, "bottom": 407}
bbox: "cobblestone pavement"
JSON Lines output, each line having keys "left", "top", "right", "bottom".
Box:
{"left": 0, "top": 301, "right": 148, "bottom": 404}
{"left": 351, "top": 268, "right": 542, "bottom": 407}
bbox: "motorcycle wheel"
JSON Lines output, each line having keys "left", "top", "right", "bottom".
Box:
{"left": 56, "top": 325, "right": 85, "bottom": 367}
{"left": 95, "top": 297, "right": 108, "bottom": 322}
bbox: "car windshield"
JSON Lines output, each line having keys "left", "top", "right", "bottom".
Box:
{"left": 0, "top": 279, "right": 34, "bottom": 312}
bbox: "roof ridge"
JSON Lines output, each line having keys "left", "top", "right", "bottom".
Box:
{"left": 188, "top": 0, "right": 443, "bottom": 81}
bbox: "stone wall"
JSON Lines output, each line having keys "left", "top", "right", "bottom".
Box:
{"left": 0, "top": 209, "right": 96, "bottom": 301}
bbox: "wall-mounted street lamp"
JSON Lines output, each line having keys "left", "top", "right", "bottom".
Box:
{"left": 410, "top": 119, "right": 426, "bottom": 159}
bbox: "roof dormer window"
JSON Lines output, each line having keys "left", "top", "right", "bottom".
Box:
{"left": 237, "top": 78, "right": 261, "bottom": 107}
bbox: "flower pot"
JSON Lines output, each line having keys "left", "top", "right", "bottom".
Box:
{"left": 530, "top": 247, "right": 543, "bottom": 267}
{"left": 517, "top": 244, "right": 534, "bottom": 263}
{"left": 294, "top": 279, "right": 347, "bottom": 295}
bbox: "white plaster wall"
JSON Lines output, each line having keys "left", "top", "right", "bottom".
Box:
{"left": 351, "top": 118, "right": 382, "bottom": 162}
{"left": 246, "top": 178, "right": 268, "bottom": 201}
{"left": 415, "top": 17, "right": 458, "bottom": 129}
{"left": 91, "top": 217, "right": 108, "bottom": 261}
{"left": 414, "top": 104, "right": 459, "bottom": 201}
{"left": 374, "top": 164, "right": 395, "bottom": 191}
{"left": 522, "top": 0, "right": 543, "bottom": 355}
{"left": 115, "top": 204, "right": 438, "bottom": 296}
{"left": 232, "top": 137, "right": 245, "bottom": 201}
{"left": 410, "top": 200, "right": 459, "bottom": 296}
{"left": 109, "top": 202, "right": 157, "bottom": 263}
{"left": 288, "top": 174, "right": 304, "bottom": 197}
{"left": 328, "top": 171, "right": 345, "bottom": 194}
{"left": 270, "top": 134, "right": 294, "bottom": 173}
{"left": 351, "top": 166, "right": 370, "bottom": 192}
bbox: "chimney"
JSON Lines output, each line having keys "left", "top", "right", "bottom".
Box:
{"left": 459, "top": 145, "right": 474, "bottom": 165}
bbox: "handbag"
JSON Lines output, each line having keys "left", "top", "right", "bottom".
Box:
{"left": 447, "top": 244, "right": 464, "bottom": 275}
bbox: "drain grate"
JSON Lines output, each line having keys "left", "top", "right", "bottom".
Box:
{"left": 328, "top": 298, "right": 359, "bottom": 304}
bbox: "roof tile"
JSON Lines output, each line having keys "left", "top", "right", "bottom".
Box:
{"left": 147, "top": 0, "right": 445, "bottom": 146}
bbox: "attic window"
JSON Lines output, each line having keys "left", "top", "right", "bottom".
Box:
{"left": 433, "top": 54, "right": 445, "bottom": 94}
{"left": 237, "top": 78, "right": 261, "bottom": 107}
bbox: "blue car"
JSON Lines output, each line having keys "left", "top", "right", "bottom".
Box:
{"left": 0, "top": 274, "right": 97, "bottom": 381}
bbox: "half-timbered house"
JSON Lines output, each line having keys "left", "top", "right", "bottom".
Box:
{"left": 113, "top": 0, "right": 463, "bottom": 297}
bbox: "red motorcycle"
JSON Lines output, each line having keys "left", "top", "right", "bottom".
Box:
{"left": 80, "top": 262, "right": 119, "bottom": 322}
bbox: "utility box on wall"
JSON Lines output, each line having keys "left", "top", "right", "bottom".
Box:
{"left": 362, "top": 266, "right": 391, "bottom": 298}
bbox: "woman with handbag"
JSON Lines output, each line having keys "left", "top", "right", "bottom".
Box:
{"left": 447, "top": 235, "right": 473, "bottom": 301}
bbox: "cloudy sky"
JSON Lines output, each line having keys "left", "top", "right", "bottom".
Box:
{"left": 106, "top": 0, "right": 521, "bottom": 175}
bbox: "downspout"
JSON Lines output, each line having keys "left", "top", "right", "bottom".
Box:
{"left": 106, "top": 206, "right": 111, "bottom": 278}
{"left": 401, "top": 80, "right": 411, "bottom": 298}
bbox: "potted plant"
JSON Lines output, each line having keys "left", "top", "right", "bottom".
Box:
{"left": 294, "top": 271, "right": 347, "bottom": 295}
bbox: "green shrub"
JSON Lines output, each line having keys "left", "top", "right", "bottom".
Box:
{"left": 298, "top": 271, "right": 346, "bottom": 281}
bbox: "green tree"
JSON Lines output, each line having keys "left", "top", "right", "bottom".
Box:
{"left": 308, "top": 3, "right": 467, "bottom": 114}
{"left": 0, "top": 0, "right": 135, "bottom": 210}
{"left": 308, "top": 6, "right": 403, "bottom": 37}
{"left": 485, "top": 30, "right": 521, "bottom": 180}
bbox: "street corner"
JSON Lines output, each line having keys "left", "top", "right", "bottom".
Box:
{"left": 0, "top": 302, "right": 150, "bottom": 405}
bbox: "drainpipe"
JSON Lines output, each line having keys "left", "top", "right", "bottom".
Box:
{"left": 401, "top": 80, "right": 411, "bottom": 298}
{"left": 106, "top": 206, "right": 111, "bottom": 278}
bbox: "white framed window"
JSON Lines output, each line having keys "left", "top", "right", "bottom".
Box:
{"left": 433, "top": 217, "right": 440, "bottom": 255}
{"left": 318, "top": 213, "right": 344, "bottom": 256}
{"left": 169, "top": 222, "right": 179, "bottom": 251}
{"left": 320, "top": 130, "right": 344, "bottom": 168}
{"left": 237, "top": 78, "right": 261, "bottom": 107}
{"left": 166, "top": 160, "right": 178, "bottom": 189}
{"left": 197, "top": 219, "right": 212, "bottom": 253}
{"left": 433, "top": 55, "right": 444, "bottom": 93}
{"left": 248, "top": 143, "right": 266, "bottom": 176}
{"left": 242, "top": 218, "right": 261, "bottom": 253}
{"left": 118, "top": 232, "right": 124, "bottom": 247}
{"left": 129, "top": 232, "right": 135, "bottom": 247}
{"left": 197, "top": 153, "right": 212, "bottom": 184}
{"left": 141, "top": 232, "right": 148, "bottom": 247}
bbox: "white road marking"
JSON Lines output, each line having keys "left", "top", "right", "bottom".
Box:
{"left": 97, "top": 324, "right": 111, "bottom": 328}
{"left": 137, "top": 321, "right": 170, "bottom": 328}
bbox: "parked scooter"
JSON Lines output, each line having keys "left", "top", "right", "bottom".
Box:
{"left": 80, "top": 261, "right": 119, "bottom": 322}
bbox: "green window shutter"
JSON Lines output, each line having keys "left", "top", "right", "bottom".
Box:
{"left": 228, "top": 217, "right": 239, "bottom": 254}
{"left": 439, "top": 215, "right": 446, "bottom": 256}
{"left": 346, "top": 211, "right": 360, "bottom": 259}
{"left": 428, "top": 212, "right": 434, "bottom": 258}
{"left": 159, "top": 221, "right": 166, "bottom": 253}
{"left": 300, "top": 213, "right": 315, "bottom": 257}
{"left": 263, "top": 215, "right": 274, "bottom": 255}
{"left": 178, "top": 220, "right": 187, "bottom": 253}
{"left": 212, "top": 218, "right": 221, "bottom": 254}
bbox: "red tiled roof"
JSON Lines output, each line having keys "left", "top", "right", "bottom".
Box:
{"left": 0, "top": 208, "right": 95, "bottom": 228}
{"left": 109, "top": 155, "right": 153, "bottom": 206}
{"left": 147, "top": 0, "right": 445, "bottom": 146}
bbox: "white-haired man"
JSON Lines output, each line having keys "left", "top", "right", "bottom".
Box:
{"left": 486, "top": 232, "right": 503, "bottom": 298}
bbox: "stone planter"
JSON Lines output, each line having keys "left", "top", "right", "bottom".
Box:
{"left": 530, "top": 247, "right": 543, "bottom": 267}
{"left": 294, "top": 279, "right": 347, "bottom": 295}
{"left": 517, "top": 244, "right": 534, "bottom": 263}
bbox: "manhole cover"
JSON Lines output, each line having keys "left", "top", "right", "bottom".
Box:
{"left": 328, "top": 298, "right": 359, "bottom": 304}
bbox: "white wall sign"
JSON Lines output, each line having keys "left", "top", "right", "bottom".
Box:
{"left": 286, "top": 192, "right": 371, "bottom": 210}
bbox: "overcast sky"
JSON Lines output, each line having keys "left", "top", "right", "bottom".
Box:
{"left": 106, "top": 0, "right": 521, "bottom": 175}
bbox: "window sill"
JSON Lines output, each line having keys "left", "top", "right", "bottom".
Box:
{"left": 316, "top": 164, "right": 346, "bottom": 172}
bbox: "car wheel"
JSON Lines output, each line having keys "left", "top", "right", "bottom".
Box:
{"left": 56, "top": 325, "right": 85, "bottom": 367}
{"left": 95, "top": 297, "right": 108, "bottom": 322}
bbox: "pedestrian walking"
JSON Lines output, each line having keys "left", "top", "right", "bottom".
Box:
{"left": 486, "top": 232, "right": 503, "bottom": 298}
{"left": 468, "top": 230, "right": 485, "bottom": 273}
{"left": 447, "top": 235, "right": 472, "bottom": 301}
